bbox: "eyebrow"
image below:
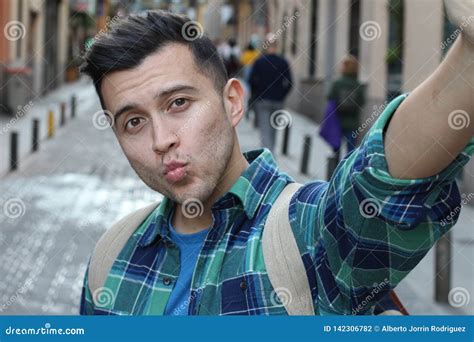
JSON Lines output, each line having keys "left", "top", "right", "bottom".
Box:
{"left": 113, "top": 84, "right": 199, "bottom": 121}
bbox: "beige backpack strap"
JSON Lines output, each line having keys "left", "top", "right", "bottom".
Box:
{"left": 88, "top": 201, "right": 161, "bottom": 295}
{"left": 263, "top": 182, "right": 315, "bottom": 315}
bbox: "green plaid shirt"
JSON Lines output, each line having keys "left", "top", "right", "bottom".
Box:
{"left": 80, "top": 94, "right": 474, "bottom": 315}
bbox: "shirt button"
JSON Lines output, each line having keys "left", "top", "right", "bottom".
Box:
{"left": 163, "top": 277, "right": 172, "bottom": 286}
{"left": 240, "top": 280, "right": 247, "bottom": 290}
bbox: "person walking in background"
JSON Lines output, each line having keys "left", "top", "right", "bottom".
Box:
{"left": 249, "top": 34, "right": 293, "bottom": 153}
{"left": 220, "top": 38, "right": 241, "bottom": 78}
{"left": 240, "top": 42, "right": 260, "bottom": 120}
{"left": 327, "top": 54, "right": 365, "bottom": 160}
{"left": 240, "top": 42, "right": 260, "bottom": 79}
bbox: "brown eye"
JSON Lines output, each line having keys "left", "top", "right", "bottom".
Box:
{"left": 170, "top": 98, "right": 188, "bottom": 110}
{"left": 125, "top": 117, "right": 144, "bottom": 131}
{"left": 130, "top": 118, "right": 141, "bottom": 126}
{"left": 175, "top": 98, "right": 186, "bottom": 106}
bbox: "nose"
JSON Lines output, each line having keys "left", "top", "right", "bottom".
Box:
{"left": 151, "top": 117, "right": 179, "bottom": 154}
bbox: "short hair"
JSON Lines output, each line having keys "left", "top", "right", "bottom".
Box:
{"left": 341, "top": 54, "right": 359, "bottom": 76}
{"left": 80, "top": 10, "right": 228, "bottom": 109}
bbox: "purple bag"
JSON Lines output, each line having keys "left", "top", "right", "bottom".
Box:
{"left": 319, "top": 100, "right": 342, "bottom": 150}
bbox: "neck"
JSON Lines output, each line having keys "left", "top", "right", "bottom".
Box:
{"left": 173, "top": 137, "right": 249, "bottom": 234}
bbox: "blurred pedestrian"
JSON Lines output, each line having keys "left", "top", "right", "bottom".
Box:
{"left": 240, "top": 42, "right": 260, "bottom": 120}
{"left": 249, "top": 34, "right": 293, "bottom": 153}
{"left": 327, "top": 54, "right": 365, "bottom": 160}
{"left": 226, "top": 39, "right": 241, "bottom": 78}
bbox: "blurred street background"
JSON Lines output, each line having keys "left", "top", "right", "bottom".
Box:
{"left": 0, "top": 0, "right": 473, "bottom": 315}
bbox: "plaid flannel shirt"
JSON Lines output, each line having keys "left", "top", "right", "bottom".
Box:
{"left": 80, "top": 94, "right": 474, "bottom": 315}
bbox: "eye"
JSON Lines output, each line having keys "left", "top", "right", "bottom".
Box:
{"left": 125, "top": 117, "right": 144, "bottom": 131}
{"left": 169, "top": 98, "right": 189, "bottom": 111}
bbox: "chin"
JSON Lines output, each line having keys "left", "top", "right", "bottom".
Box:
{"left": 170, "top": 180, "right": 215, "bottom": 205}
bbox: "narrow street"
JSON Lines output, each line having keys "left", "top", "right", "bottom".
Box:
{"left": 0, "top": 79, "right": 472, "bottom": 315}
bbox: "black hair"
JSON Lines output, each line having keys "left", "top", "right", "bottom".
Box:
{"left": 80, "top": 10, "right": 228, "bottom": 109}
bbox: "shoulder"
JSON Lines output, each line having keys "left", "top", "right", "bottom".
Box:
{"left": 88, "top": 201, "right": 161, "bottom": 293}
{"left": 97, "top": 202, "right": 160, "bottom": 249}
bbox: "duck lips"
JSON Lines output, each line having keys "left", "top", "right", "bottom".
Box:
{"left": 164, "top": 162, "right": 187, "bottom": 183}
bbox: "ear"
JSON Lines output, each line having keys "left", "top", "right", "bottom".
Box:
{"left": 222, "top": 78, "right": 245, "bottom": 127}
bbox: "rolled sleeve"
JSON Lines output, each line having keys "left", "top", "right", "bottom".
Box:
{"left": 299, "top": 93, "right": 474, "bottom": 315}
{"left": 352, "top": 93, "right": 474, "bottom": 229}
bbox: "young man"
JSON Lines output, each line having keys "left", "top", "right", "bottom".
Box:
{"left": 79, "top": 8, "right": 473, "bottom": 315}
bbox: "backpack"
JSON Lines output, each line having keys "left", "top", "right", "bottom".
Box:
{"left": 87, "top": 182, "right": 403, "bottom": 315}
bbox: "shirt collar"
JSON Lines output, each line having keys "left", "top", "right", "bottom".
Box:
{"left": 138, "top": 148, "right": 281, "bottom": 247}
{"left": 227, "top": 148, "right": 280, "bottom": 218}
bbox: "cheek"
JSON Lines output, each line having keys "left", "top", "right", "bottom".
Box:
{"left": 118, "top": 135, "right": 150, "bottom": 164}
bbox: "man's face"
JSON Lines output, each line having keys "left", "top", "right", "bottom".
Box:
{"left": 100, "top": 43, "right": 235, "bottom": 204}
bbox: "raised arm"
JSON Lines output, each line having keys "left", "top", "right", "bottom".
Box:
{"left": 386, "top": 16, "right": 474, "bottom": 179}
{"left": 291, "top": 14, "right": 474, "bottom": 315}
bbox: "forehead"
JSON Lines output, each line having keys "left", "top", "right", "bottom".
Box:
{"left": 100, "top": 43, "right": 209, "bottom": 109}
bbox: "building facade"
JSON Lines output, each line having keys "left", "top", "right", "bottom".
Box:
{"left": 234, "top": 0, "right": 474, "bottom": 192}
{"left": 1, "top": 0, "right": 70, "bottom": 114}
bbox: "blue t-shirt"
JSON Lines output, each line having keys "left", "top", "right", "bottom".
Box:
{"left": 164, "top": 223, "right": 209, "bottom": 315}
